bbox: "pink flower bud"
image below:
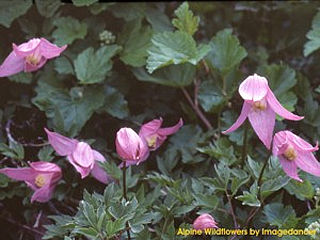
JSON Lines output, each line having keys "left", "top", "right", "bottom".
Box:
{"left": 116, "top": 127, "right": 149, "bottom": 165}
{"left": 193, "top": 213, "right": 218, "bottom": 230}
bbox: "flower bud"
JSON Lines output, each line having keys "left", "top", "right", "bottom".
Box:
{"left": 193, "top": 213, "right": 218, "bottom": 230}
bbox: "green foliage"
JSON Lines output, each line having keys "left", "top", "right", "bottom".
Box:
{"left": 74, "top": 45, "right": 121, "bottom": 84}
{"left": 304, "top": 11, "right": 320, "bottom": 57}
{"left": 53, "top": 17, "right": 88, "bottom": 45}
{"left": 172, "top": 2, "right": 200, "bottom": 36}
{"left": 146, "top": 31, "right": 211, "bottom": 73}
{"left": 0, "top": 0, "right": 32, "bottom": 28}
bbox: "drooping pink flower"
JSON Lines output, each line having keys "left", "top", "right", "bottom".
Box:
{"left": 139, "top": 118, "right": 183, "bottom": 151}
{"left": 222, "top": 74, "right": 303, "bottom": 149}
{"left": 45, "top": 128, "right": 110, "bottom": 184}
{"left": 116, "top": 127, "right": 149, "bottom": 166}
{"left": 273, "top": 130, "right": 320, "bottom": 182}
{"left": 0, "top": 38, "right": 67, "bottom": 77}
{"left": 193, "top": 213, "right": 218, "bottom": 230}
{"left": 0, "top": 161, "right": 62, "bottom": 203}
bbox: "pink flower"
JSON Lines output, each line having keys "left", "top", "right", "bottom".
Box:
{"left": 45, "top": 128, "right": 110, "bottom": 184}
{"left": 193, "top": 213, "right": 218, "bottom": 230}
{"left": 116, "top": 127, "right": 149, "bottom": 166}
{"left": 222, "top": 74, "right": 303, "bottom": 149}
{"left": 139, "top": 118, "right": 183, "bottom": 151}
{"left": 0, "top": 38, "right": 67, "bottom": 77}
{"left": 273, "top": 130, "right": 320, "bottom": 182}
{"left": 0, "top": 161, "right": 62, "bottom": 203}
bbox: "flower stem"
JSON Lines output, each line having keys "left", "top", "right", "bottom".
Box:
{"left": 122, "top": 162, "right": 131, "bottom": 240}
{"left": 241, "top": 120, "right": 249, "bottom": 166}
{"left": 181, "top": 87, "right": 213, "bottom": 130}
{"left": 257, "top": 151, "right": 272, "bottom": 188}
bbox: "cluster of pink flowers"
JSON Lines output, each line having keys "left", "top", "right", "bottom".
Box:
{"left": 223, "top": 73, "right": 320, "bottom": 182}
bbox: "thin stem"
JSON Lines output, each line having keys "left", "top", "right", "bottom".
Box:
{"left": 225, "top": 190, "right": 239, "bottom": 229}
{"left": 241, "top": 120, "right": 249, "bottom": 166}
{"left": 122, "top": 162, "right": 131, "bottom": 240}
{"left": 181, "top": 87, "right": 213, "bottom": 130}
{"left": 257, "top": 151, "right": 272, "bottom": 187}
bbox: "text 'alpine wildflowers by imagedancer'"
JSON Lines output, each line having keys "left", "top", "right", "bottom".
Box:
{"left": 273, "top": 130, "right": 320, "bottom": 182}
{"left": 45, "top": 128, "right": 110, "bottom": 184}
{"left": 223, "top": 73, "right": 303, "bottom": 149}
{"left": 0, "top": 38, "right": 66, "bottom": 77}
{"left": 0, "top": 161, "right": 62, "bottom": 203}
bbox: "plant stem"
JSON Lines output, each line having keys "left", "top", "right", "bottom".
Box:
{"left": 257, "top": 151, "right": 272, "bottom": 187}
{"left": 241, "top": 120, "right": 249, "bottom": 166}
{"left": 225, "top": 190, "right": 239, "bottom": 229}
{"left": 181, "top": 87, "right": 213, "bottom": 130}
{"left": 122, "top": 162, "right": 131, "bottom": 240}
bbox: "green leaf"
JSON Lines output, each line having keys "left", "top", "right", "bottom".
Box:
{"left": 119, "top": 19, "right": 153, "bottom": 67}
{"left": 74, "top": 45, "right": 121, "bottom": 84}
{"left": 172, "top": 2, "right": 200, "bottom": 36}
{"left": 0, "top": 141, "right": 24, "bottom": 160}
{"left": 33, "top": 84, "right": 105, "bottom": 136}
{"left": 146, "top": 31, "right": 211, "bottom": 73}
{"left": 304, "top": 11, "right": 320, "bottom": 56}
{"left": 8, "top": 72, "right": 32, "bottom": 84}
{"left": 109, "top": 3, "right": 146, "bottom": 21}
{"left": 236, "top": 181, "right": 261, "bottom": 207}
{"left": 89, "top": 3, "right": 114, "bottom": 15}
{"left": 72, "top": 0, "right": 98, "bottom": 7}
{"left": 133, "top": 63, "right": 195, "bottom": 87}
{"left": 145, "top": 8, "right": 173, "bottom": 32}
{"left": 284, "top": 179, "right": 315, "bottom": 201}
{"left": 54, "top": 57, "right": 74, "bottom": 75}
{"left": 260, "top": 176, "right": 290, "bottom": 199}
{"left": 206, "top": 28, "right": 247, "bottom": 75}
{"left": 38, "top": 146, "right": 55, "bottom": 162}
{"left": 198, "top": 80, "right": 225, "bottom": 113}
{"left": 100, "top": 161, "right": 122, "bottom": 181}
{"left": 263, "top": 203, "right": 297, "bottom": 228}
{"left": 0, "top": 0, "right": 32, "bottom": 28}
{"left": 35, "top": 0, "right": 62, "bottom": 18}
{"left": 100, "top": 86, "right": 129, "bottom": 119}
{"left": 53, "top": 17, "right": 88, "bottom": 45}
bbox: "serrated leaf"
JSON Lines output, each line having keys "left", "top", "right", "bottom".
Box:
{"left": 146, "top": 31, "right": 211, "bottom": 73}
{"left": 119, "top": 19, "right": 153, "bottom": 67}
{"left": 35, "top": 0, "right": 62, "bottom": 18}
{"left": 133, "top": 63, "right": 195, "bottom": 87}
{"left": 304, "top": 11, "right": 320, "bottom": 56}
{"left": 198, "top": 80, "right": 226, "bottom": 113}
{"left": 53, "top": 17, "right": 87, "bottom": 45}
{"left": 72, "top": 0, "right": 98, "bottom": 7}
{"left": 236, "top": 181, "right": 261, "bottom": 207}
{"left": 263, "top": 203, "right": 297, "bottom": 228}
{"left": 8, "top": 72, "right": 32, "bottom": 84}
{"left": 206, "top": 28, "right": 247, "bottom": 75}
{"left": 74, "top": 45, "right": 121, "bottom": 84}
{"left": 172, "top": 2, "right": 200, "bottom": 36}
{"left": 0, "top": 0, "right": 32, "bottom": 28}
{"left": 32, "top": 84, "right": 105, "bottom": 136}
{"left": 284, "top": 179, "right": 314, "bottom": 201}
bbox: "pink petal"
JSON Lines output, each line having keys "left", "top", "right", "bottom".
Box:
{"left": 222, "top": 101, "right": 251, "bottom": 134}
{"left": 248, "top": 104, "right": 275, "bottom": 149}
{"left": 91, "top": 161, "right": 110, "bottom": 184}
{"left": 29, "top": 161, "right": 61, "bottom": 174}
{"left": 278, "top": 156, "right": 302, "bottom": 182}
{"left": 24, "top": 57, "right": 47, "bottom": 72}
{"left": 31, "top": 183, "right": 55, "bottom": 203}
{"left": 295, "top": 151, "right": 320, "bottom": 177}
{"left": 139, "top": 118, "right": 163, "bottom": 139}
{"left": 193, "top": 213, "right": 218, "bottom": 230}
{"left": 158, "top": 118, "right": 183, "bottom": 136}
{"left": 67, "top": 155, "right": 92, "bottom": 179}
{"left": 272, "top": 131, "right": 289, "bottom": 156}
{"left": 266, "top": 89, "right": 304, "bottom": 121}
{"left": 13, "top": 38, "right": 41, "bottom": 57}
{"left": 39, "top": 38, "right": 67, "bottom": 59}
{"left": 45, "top": 128, "right": 78, "bottom": 156}
{"left": 0, "top": 167, "right": 35, "bottom": 182}
{"left": 239, "top": 74, "right": 269, "bottom": 101}
{"left": 116, "top": 128, "right": 142, "bottom": 161}
{"left": 72, "top": 142, "right": 94, "bottom": 168}
{"left": 0, "top": 51, "right": 24, "bottom": 77}
{"left": 93, "top": 150, "right": 106, "bottom": 162}
{"left": 285, "top": 131, "right": 319, "bottom": 152}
